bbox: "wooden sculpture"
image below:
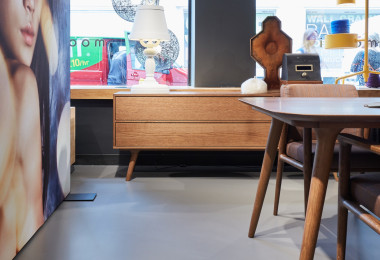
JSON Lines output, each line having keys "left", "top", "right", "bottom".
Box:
{"left": 251, "top": 16, "right": 292, "bottom": 90}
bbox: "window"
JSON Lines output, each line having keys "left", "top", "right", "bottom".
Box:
{"left": 70, "top": 0, "right": 189, "bottom": 86}
{"left": 256, "top": 0, "right": 380, "bottom": 86}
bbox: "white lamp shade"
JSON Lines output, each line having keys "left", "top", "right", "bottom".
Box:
{"left": 129, "top": 5, "right": 170, "bottom": 41}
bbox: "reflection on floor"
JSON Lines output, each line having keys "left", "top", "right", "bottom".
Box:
{"left": 15, "top": 165, "right": 380, "bottom": 260}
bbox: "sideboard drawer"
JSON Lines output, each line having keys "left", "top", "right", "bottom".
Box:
{"left": 114, "top": 96, "right": 271, "bottom": 121}
{"left": 114, "top": 122, "right": 270, "bottom": 149}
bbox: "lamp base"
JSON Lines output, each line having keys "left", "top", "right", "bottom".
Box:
{"left": 130, "top": 78, "right": 170, "bottom": 94}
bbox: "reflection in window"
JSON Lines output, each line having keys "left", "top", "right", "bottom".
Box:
{"left": 256, "top": 0, "right": 380, "bottom": 86}
{"left": 70, "top": 0, "right": 189, "bottom": 86}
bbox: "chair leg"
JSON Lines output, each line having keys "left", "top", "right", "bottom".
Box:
{"left": 303, "top": 166, "right": 311, "bottom": 216}
{"left": 273, "top": 159, "right": 284, "bottom": 216}
{"left": 303, "top": 128, "right": 312, "bottom": 216}
{"left": 273, "top": 123, "right": 288, "bottom": 216}
{"left": 337, "top": 202, "right": 348, "bottom": 260}
{"left": 337, "top": 141, "right": 352, "bottom": 260}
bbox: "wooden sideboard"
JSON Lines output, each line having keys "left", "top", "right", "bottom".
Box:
{"left": 113, "top": 90, "right": 279, "bottom": 180}
{"left": 357, "top": 87, "right": 380, "bottom": 97}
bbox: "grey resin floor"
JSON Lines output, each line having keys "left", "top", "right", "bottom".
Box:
{"left": 15, "top": 165, "right": 380, "bottom": 260}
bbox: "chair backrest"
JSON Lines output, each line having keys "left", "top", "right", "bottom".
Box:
{"left": 280, "top": 84, "right": 362, "bottom": 137}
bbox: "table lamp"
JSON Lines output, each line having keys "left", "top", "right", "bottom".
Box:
{"left": 128, "top": 2, "right": 170, "bottom": 93}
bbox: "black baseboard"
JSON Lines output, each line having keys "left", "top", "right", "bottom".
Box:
{"left": 75, "top": 151, "right": 264, "bottom": 165}
{"left": 73, "top": 151, "right": 299, "bottom": 172}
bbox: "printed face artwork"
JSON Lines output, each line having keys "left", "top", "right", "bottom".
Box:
{"left": 0, "top": 0, "right": 43, "bottom": 66}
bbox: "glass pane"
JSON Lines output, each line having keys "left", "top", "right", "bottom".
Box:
{"left": 70, "top": 0, "right": 189, "bottom": 86}
{"left": 256, "top": 0, "right": 380, "bottom": 86}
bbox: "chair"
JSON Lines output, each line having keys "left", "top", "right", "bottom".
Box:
{"left": 274, "top": 84, "right": 366, "bottom": 216}
{"left": 337, "top": 133, "right": 380, "bottom": 260}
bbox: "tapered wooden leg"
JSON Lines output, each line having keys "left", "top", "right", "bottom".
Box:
{"left": 303, "top": 128, "right": 312, "bottom": 216}
{"left": 337, "top": 205, "right": 348, "bottom": 260}
{"left": 126, "top": 150, "right": 139, "bottom": 181}
{"left": 337, "top": 141, "right": 351, "bottom": 260}
{"left": 273, "top": 159, "right": 284, "bottom": 216}
{"left": 249, "top": 118, "right": 284, "bottom": 238}
{"left": 332, "top": 172, "right": 339, "bottom": 182}
{"left": 273, "top": 124, "right": 288, "bottom": 216}
{"left": 299, "top": 127, "right": 342, "bottom": 260}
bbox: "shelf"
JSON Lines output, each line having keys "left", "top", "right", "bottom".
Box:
{"left": 325, "top": 33, "right": 358, "bottom": 49}
{"left": 71, "top": 86, "right": 281, "bottom": 100}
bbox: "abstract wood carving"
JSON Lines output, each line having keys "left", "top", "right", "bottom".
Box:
{"left": 251, "top": 16, "right": 292, "bottom": 90}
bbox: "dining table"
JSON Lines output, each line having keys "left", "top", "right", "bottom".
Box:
{"left": 239, "top": 97, "right": 380, "bottom": 260}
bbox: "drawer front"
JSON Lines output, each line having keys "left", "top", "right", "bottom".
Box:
{"left": 114, "top": 122, "right": 270, "bottom": 149}
{"left": 114, "top": 96, "right": 270, "bottom": 121}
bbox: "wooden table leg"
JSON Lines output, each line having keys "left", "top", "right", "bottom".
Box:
{"left": 299, "top": 127, "right": 342, "bottom": 260}
{"left": 126, "top": 150, "right": 139, "bottom": 181}
{"left": 249, "top": 118, "right": 284, "bottom": 238}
